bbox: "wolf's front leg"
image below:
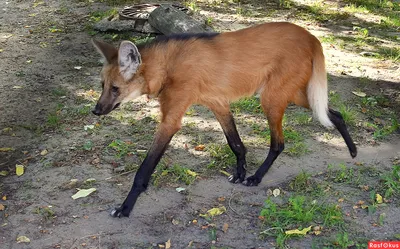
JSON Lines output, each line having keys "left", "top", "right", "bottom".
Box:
{"left": 110, "top": 123, "right": 178, "bottom": 218}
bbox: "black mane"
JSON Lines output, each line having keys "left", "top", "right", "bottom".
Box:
{"left": 138, "top": 32, "right": 219, "bottom": 50}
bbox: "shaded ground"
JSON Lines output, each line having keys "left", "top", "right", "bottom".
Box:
{"left": 0, "top": 0, "right": 399, "bottom": 248}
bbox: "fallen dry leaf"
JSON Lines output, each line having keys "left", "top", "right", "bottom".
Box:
{"left": 165, "top": 239, "right": 171, "bottom": 249}
{"left": 0, "top": 204, "right": 5, "bottom": 211}
{"left": 219, "top": 170, "right": 230, "bottom": 177}
{"left": 376, "top": 194, "right": 383, "bottom": 204}
{"left": 285, "top": 226, "right": 312, "bottom": 235}
{"left": 186, "top": 169, "right": 197, "bottom": 177}
{"left": 71, "top": 188, "right": 96, "bottom": 200}
{"left": 172, "top": 219, "right": 179, "bottom": 225}
{"left": 16, "top": 164, "right": 24, "bottom": 176}
{"left": 0, "top": 170, "right": 8, "bottom": 176}
{"left": 272, "top": 188, "right": 280, "bottom": 197}
{"left": 2, "top": 195, "right": 6, "bottom": 201}
{"left": 222, "top": 223, "right": 229, "bottom": 233}
{"left": 200, "top": 206, "right": 226, "bottom": 218}
{"left": 40, "top": 149, "right": 48, "bottom": 156}
{"left": 0, "top": 147, "right": 14, "bottom": 152}
{"left": 194, "top": 144, "right": 205, "bottom": 151}
{"left": 176, "top": 187, "right": 186, "bottom": 193}
{"left": 352, "top": 91, "right": 367, "bottom": 97}
{"left": 16, "top": 235, "right": 30, "bottom": 243}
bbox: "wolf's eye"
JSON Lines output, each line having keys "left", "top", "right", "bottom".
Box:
{"left": 111, "top": 86, "right": 119, "bottom": 93}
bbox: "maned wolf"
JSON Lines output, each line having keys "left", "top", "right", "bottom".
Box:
{"left": 92, "top": 22, "right": 357, "bottom": 218}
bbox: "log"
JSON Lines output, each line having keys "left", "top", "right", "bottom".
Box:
{"left": 148, "top": 5, "right": 212, "bottom": 35}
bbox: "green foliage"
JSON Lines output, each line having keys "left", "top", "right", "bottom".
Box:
{"left": 83, "top": 140, "right": 94, "bottom": 151}
{"left": 108, "top": 139, "right": 136, "bottom": 158}
{"left": 335, "top": 232, "right": 355, "bottom": 248}
{"left": 380, "top": 165, "right": 400, "bottom": 198}
{"left": 207, "top": 143, "right": 236, "bottom": 170}
{"left": 289, "top": 170, "right": 311, "bottom": 192}
{"left": 34, "top": 206, "right": 55, "bottom": 220}
{"left": 327, "top": 163, "right": 356, "bottom": 183}
{"left": 260, "top": 195, "right": 343, "bottom": 248}
{"left": 152, "top": 163, "right": 197, "bottom": 186}
{"left": 339, "top": 104, "right": 357, "bottom": 126}
{"left": 88, "top": 9, "right": 118, "bottom": 23}
{"left": 343, "top": 0, "right": 399, "bottom": 12}
{"left": 283, "top": 127, "right": 309, "bottom": 156}
{"left": 231, "top": 97, "right": 263, "bottom": 114}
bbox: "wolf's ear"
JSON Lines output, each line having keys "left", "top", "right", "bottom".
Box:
{"left": 118, "top": 41, "right": 142, "bottom": 81}
{"left": 92, "top": 39, "right": 118, "bottom": 64}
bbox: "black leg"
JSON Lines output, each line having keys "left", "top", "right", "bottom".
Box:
{"left": 328, "top": 108, "right": 357, "bottom": 158}
{"left": 110, "top": 126, "right": 176, "bottom": 218}
{"left": 245, "top": 137, "right": 284, "bottom": 186}
{"left": 213, "top": 111, "right": 247, "bottom": 183}
{"left": 245, "top": 109, "right": 285, "bottom": 186}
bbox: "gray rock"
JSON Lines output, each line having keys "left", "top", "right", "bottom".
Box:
{"left": 148, "top": 4, "right": 212, "bottom": 35}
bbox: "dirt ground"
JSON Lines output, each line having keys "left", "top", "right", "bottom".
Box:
{"left": 0, "top": 0, "right": 399, "bottom": 249}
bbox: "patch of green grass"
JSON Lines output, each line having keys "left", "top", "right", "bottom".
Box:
{"left": 320, "top": 31, "right": 398, "bottom": 60}
{"left": 52, "top": 87, "right": 67, "bottom": 97}
{"left": 260, "top": 195, "right": 343, "bottom": 248}
{"left": 46, "top": 113, "right": 61, "bottom": 128}
{"left": 344, "top": 3, "right": 369, "bottom": 13}
{"left": 88, "top": 8, "right": 118, "bottom": 23}
{"left": 185, "top": 0, "right": 200, "bottom": 13}
{"left": 250, "top": 122, "right": 271, "bottom": 141}
{"left": 82, "top": 140, "right": 94, "bottom": 151}
{"left": 152, "top": 163, "right": 198, "bottom": 186}
{"left": 338, "top": 104, "right": 357, "bottom": 126}
{"left": 231, "top": 97, "right": 263, "bottom": 114}
{"left": 108, "top": 139, "right": 136, "bottom": 158}
{"left": 376, "top": 47, "right": 400, "bottom": 61}
{"left": 129, "top": 34, "right": 155, "bottom": 45}
{"left": 285, "top": 142, "right": 310, "bottom": 156}
{"left": 327, "top": 163, "right": 357, "bottom": 183}
{"left": 343, "top": 0, "right": 400, "bottom": 12}
{"left": 34, "top": 206, "right": 55, "bottom": 221}
{"left": 328, "top": 91, "right": 341, "bottom": 108}
{"left": 291, "top": 112, "right": 312, "bottom": 125}
{"left": 289, "top": 170, "right": 311, "bottom": 192}
{"left": 295, "top": 2, "right": 350, "bottom": 23}
{"left": 284, "top": 127, "right": 309, "bottom": 156}
{"left": 334, "top": 231, "right": 355, "bottom": 248}
{"left": 379, "top": 164, "right": 400, "bottom": 199}
{"left": 372, "top": 118, "right": 399, "bottom": 140}
{"left": 207, "top": 143, "right": 236, "bottom": 170}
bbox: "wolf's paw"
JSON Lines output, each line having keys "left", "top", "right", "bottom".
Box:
{"left": 228, "top": 170, "right": 246, "bottom": 183}
{"left": 110, "top": 205, "right": 131, "bottom": 218}
{"left": 243, "top": 175, "right": 261, "bottom": 186}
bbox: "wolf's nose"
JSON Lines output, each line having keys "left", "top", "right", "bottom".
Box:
{"left": 92, "top": 104, "right": 102, "bottom": 116}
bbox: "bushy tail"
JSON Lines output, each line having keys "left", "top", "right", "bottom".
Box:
{"left": 307, "top": 45, "right": 333, "bottom": 128}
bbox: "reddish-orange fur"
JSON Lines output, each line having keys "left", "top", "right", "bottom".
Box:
{"left": 93, "top": 22, "right": 357, "bottom": 217}
{"left": 128, "top": 23, "right": 319, "bottom": 141}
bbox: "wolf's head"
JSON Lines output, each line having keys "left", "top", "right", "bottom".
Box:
{"left": 92, "top": 40, "right": 144, "bottom": 116}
